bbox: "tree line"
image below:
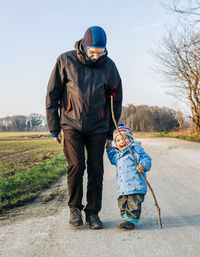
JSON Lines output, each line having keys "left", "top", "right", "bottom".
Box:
{"left": 0, "top": 106, "right": 181, "bottom": 132}
{"left": 0, "top": 113, "right": 47, "bottom": 132}
{"left": 119, "top": 104, "right": 180, "bottom": 132}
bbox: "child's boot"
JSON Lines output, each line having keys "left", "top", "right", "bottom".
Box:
{"left": 118, "top": 220, "right": 135, "bottom": 230}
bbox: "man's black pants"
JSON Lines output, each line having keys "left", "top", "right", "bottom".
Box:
{"left": 63, "top": 130, "right": 107, "bottom": 214}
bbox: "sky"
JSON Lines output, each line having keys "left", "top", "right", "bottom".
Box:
{"left": 0, "top": 0, "right": 181, "bottom": 118}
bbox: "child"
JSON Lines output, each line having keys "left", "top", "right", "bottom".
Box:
{"left": 106, "top": 124, "right": 151, "bottom": 229}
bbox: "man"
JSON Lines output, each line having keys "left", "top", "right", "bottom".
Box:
{"left": 46, "top": 26, "right": 122, "bottom": 229}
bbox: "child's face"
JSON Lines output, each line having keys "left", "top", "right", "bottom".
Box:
{"left": 115, "top": 134, "right": 131, "bottom": 150}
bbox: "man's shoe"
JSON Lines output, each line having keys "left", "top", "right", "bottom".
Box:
{"left": 85, "top": 214, "right": 103, "bottom": 229}
{"left": 69, "top": 208, "right": 83, "bottom": 227}
{"left": 118, "top": 220, "right": 135, "bottom": 230}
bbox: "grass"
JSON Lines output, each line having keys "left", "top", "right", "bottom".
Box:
{"left": 153, "top": 131, "right": 200, "bottom": 143}
{"left": 133, "top": 131, "right": 200, "bottom": 143}
{"left": 0, "top": 153, "right": 67, "bottom": 213}
{"left": 0, "top": 132, "right": 67, "bottom": 213}
{"left": 132, "top": 132, "right": 156, "bottom": 138}
{"left": 0, "top": 131, "right": 50, "bottom": 139}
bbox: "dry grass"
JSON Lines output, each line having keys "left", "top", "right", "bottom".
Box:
{"left": 0, "top": 131, "right": 50, "bottom": 139}
{"left": 131, "top": 130, "right": 200, "bottom": 142}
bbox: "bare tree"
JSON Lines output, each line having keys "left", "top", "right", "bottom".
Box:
{"left": 28, "top": 113, "right": 43, "bottom": 131}
{"left": 153, "top": 26, "right": 200, "bottom": 132}
{"left": 175, "top": 110, "right": 184, "bottom": 129}
{"left": 161, "top": 0, "right": 200, "bottom": 16}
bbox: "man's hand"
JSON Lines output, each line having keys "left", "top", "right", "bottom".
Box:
{"left": 106, "top": 139, "right": 112, "bottom": 148}
{"left": 53, "top": 132, "right": 62, "bottom": 144}
{"left": 136, "top": 164, "right": 144, "bottom": 173}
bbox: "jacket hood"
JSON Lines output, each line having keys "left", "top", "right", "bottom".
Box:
{"left": 74, "top": 40, "right": 108, "bottom": 67}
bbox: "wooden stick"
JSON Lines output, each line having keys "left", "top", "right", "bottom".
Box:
{"left": 110, "top": 95, "right": 162, "bottom": 229}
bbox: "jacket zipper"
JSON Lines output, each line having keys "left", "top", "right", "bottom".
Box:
{"left": 65, "top": 93, "right": 72, "bottom": 115}
{"left": 101, "top": 109, "right": 104, "bottom": 118}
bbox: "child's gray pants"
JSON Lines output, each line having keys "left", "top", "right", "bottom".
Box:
{"left": 118, "top": 194, "right": 145, "bottom": 220}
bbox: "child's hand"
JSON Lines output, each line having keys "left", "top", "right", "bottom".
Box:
{"left": 136, "top": 164, "right": 144, "bottom": 173}
{"left": 106, "top": 139, "right": 112, "bottom": 148}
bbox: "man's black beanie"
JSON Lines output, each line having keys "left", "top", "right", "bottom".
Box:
{"left": 82, "top": 26, "right": 107, "bottom": 53}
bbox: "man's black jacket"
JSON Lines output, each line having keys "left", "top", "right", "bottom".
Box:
{"left": 46, "top": 40, "right": 122, "bottom": 139}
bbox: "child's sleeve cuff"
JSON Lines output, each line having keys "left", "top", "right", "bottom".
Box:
{"left": 106, "top": 146, "right": 116, "bottom": 153}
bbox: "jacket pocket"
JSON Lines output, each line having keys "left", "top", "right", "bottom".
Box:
{"left": 65, "top": 92, "right": 72, "bottom": 115}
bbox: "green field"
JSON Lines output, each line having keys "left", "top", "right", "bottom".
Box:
{"left": 0, "top": 132, "right": 67, "bottom": 213}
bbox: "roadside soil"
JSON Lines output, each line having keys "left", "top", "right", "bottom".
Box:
{"left": 0, "top": 138, "right": 200, "bottom": 257}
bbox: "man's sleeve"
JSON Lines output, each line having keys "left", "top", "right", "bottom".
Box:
{"left": 106, "top": 62, "right": 123, "bottom": 140}
{"left": 45, "top": 58, "right": 65, "bottom": 135}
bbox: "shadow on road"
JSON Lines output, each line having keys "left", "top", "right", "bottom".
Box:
{"left": 138, "top": 214, "right": 200, "bottom": 230}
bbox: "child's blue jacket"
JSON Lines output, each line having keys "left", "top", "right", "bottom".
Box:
{"left": 106, "top": 143, "right": 151, "bottom": 196}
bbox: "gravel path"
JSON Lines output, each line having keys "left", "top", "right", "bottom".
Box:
{"left": 0, "top": 138, "right": 200, "bottom": 257}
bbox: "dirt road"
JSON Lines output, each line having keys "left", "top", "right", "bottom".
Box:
{"left": 0, "top": 138, "right": 200, "bottom": 257}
